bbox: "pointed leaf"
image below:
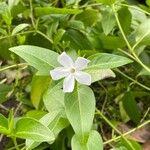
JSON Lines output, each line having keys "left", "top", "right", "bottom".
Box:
{"left": 65, "top": 85, "right": 95, "bottom": 140}
{"left": 31, "top": 75, "right": 50, "bottom": 109}
{"left": 9, "top": 45, "right": 59, "bottom": 75}
{"left": 71, "top": 130, "right": 103, "bottom": 150}
{"left": 87, "top": 53, "right": 133, "bottom": 70}
{"left": 12, "top": 23, "right": 29, "bottom": 35}
{"left": 15, "top": 117, "right": 55, "bottom": 142}
{"left": 86, "top": 69, "right": 116, "bottom": 83}
{"left": 0, "top": 113, "right": 8, "bottom": 134}
{"left": 43, "top": 81, "right": 64, "bottom": 113}
{"left": 122, "top": 91, "right": 141, "bottom": 124}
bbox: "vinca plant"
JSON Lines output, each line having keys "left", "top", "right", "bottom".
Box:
{"left": 0, "top": 0, "right": 150, "bottom": 150}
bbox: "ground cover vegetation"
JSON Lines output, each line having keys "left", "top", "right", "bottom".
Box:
{"left": 0, "top": 0, "right": 150, "bottom": 150}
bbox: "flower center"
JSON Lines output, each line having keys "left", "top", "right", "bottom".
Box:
{"left": 70, "top": 68, "right": 76, "bottom": 73}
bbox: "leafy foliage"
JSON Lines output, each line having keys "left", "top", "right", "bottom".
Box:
{"left": 0, "top": 0, "right": 150, "bottom": 150}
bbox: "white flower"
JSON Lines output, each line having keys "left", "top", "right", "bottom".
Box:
{"left": 50, "top": 52, "right": 91, "bottom": 93}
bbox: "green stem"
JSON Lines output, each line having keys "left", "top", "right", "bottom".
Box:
{"left": 103, "top": 120, "right": 150, "bottom": 145}
{"left": 119, "top": 3, "right": 150, "bottom": 16}
{"left": 112, "top": 4, "right": 150, "bottom": 73}
{"left": 12, "top": 138, "right": 19, "bottom": 150}
{"left": 115, "top": 69, "right": 150, "bottom": 91}
{"left": 36, "top": 30, "right": 53, "bottom": 44}
{"left": 96, "top": 109, "right": 136, "bottom": 150}
{"left": 29, "top": 0, "right": 36, "bottom": 29}
{"left": 0, "top": 63, "right": 28, "bottom": 72}
{"left": 7, "top": 143, "right": 25, "bottom": 150}
{"left": 0, "top": 30, "right": 35, "bottom": 41}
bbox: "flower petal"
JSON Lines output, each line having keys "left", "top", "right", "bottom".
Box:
{"left": 75, "top": 57, "right": 90, "bottom": 70}
{"left": 50, "top": 67, "right": 69, "bottom": 80}
{"left": 63, "top": 75, "right": 75, "bottom": 92}
{"left": 75, "top": 71, "right": 91, "bottom": 85}
{"left": 58, "top": 52, "right": 74, "bottom": 67}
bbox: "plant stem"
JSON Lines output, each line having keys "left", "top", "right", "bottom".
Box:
{"left": 112, "top": 4, "right": 150, "bottom": 73}
{"left": 119, "top": 3, "right": 150, "bottom": 16}
{"left": 0, "top": 31, "right": 35, "bottom": 41}
{"left": 115, "top": 69, "right": 150, "bottom": 91}
{"left": 36, "top": 30, "right": 53, "bottom": 44}
{"left": 96, "top": 109, "right": 136, "bottom": 150}
{"left": 12, "top": 138, "right": 19, "bottom": 150}
{"left": 103, "top": 120, "right": 150, "bottom": 145}
{"left": 0, "top": 63, "right": 28, "bottom": 72}
{"left": 7, "top": 143, "right": 25, "bottom": 150}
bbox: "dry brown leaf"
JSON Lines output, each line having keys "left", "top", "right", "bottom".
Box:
{"left": 118, "top": 123, "right": 150, "bottom": 143}
{"left": 142, "top": 140, "right": 150, "bottom": 150}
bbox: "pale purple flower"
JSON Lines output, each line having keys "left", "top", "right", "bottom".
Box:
{"left": 50, "top": 52, "right": 91, "bottom": 92}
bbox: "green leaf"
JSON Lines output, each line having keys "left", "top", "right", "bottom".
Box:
{"left": 117, "top": 138, "right": 142, "bottom": 150}
{"left": 75, "top": 9, "right": 101, "bottom": 26}
{"left": 12, "top": 23, "right": 29, "bottom": 35}
{"left": 48, "top": 114, "right": 69, "bottom": 136}
{"left": 65, "top": 85, "right": 95, "bottom": 140}
{"left": 111, "top": 146, "right": 127, "bottom": 150}
{"left": 63, "top": 29, "right": 93, "bottom": 50}
{"left": 8, "top": 109, "right": 14, "bottom": 133}
{"left": 146, "top": 0, "right": 150, "bottom": 6}
{"left": 118, "top": 7, "right": 132, "bottom": 35}
{"left": 0, "top": 28, "right": 7, "bottom": 35}
{"left": 31, "top": 75, "right": 50, "bottom": 109}
{"left": 8, "top": 0, "right": 19, "bottom": 9}
{"left": 96, "top": 0, "right": 116, "bottom": 5}
{"left": 9, "top": 45, "right": 59, "bottom": 75}
{"left": 119, "top": 101, "right": 130, "bottom": 123}
{"left": 122, "top": 91, "right": 141, "bottom": 124}
{"left": 87, "top": 53, "right": 133, "bottom": 70}
{"left": 25, "top": 112, "right": 59, "bottom": 150}
{"left": 135, "top": 19, "right": 150, "bottom": 45}
{"left": 35, "top": 7, "right": 82, "bottom": 16}
{"left": 71, "top": 130, "right": 103, "bottom": 150}
{"left": 15, "top": 117, "right": 55, "bottom": 142}
{"left": 0, "top": 84, "right": 12, "bottom": 103}
{"left": 0, "top": 2, "right": 12, "bottom": 25}
{"left": 26, "top": 112, "right": 69, "bottom": 150}
{"left": 43, "top": 81, "right": 64, "bottom": 113}
{"left": 26, "top": 110, "right": 47, "bottom": 120}
{"left": 98, "top": 34, "right": 126, "bottom": 49}
{"left": 101, "top": 7, "right": 116, "bottom": 35}
{"left": 138, "top": 67, "right": 150, "bottom": 76}
{"left": 85, "top": 69, "right": 116, "bottom": 83}
{"left": 0, "top": 113, "right": 8, "bottom": 134}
